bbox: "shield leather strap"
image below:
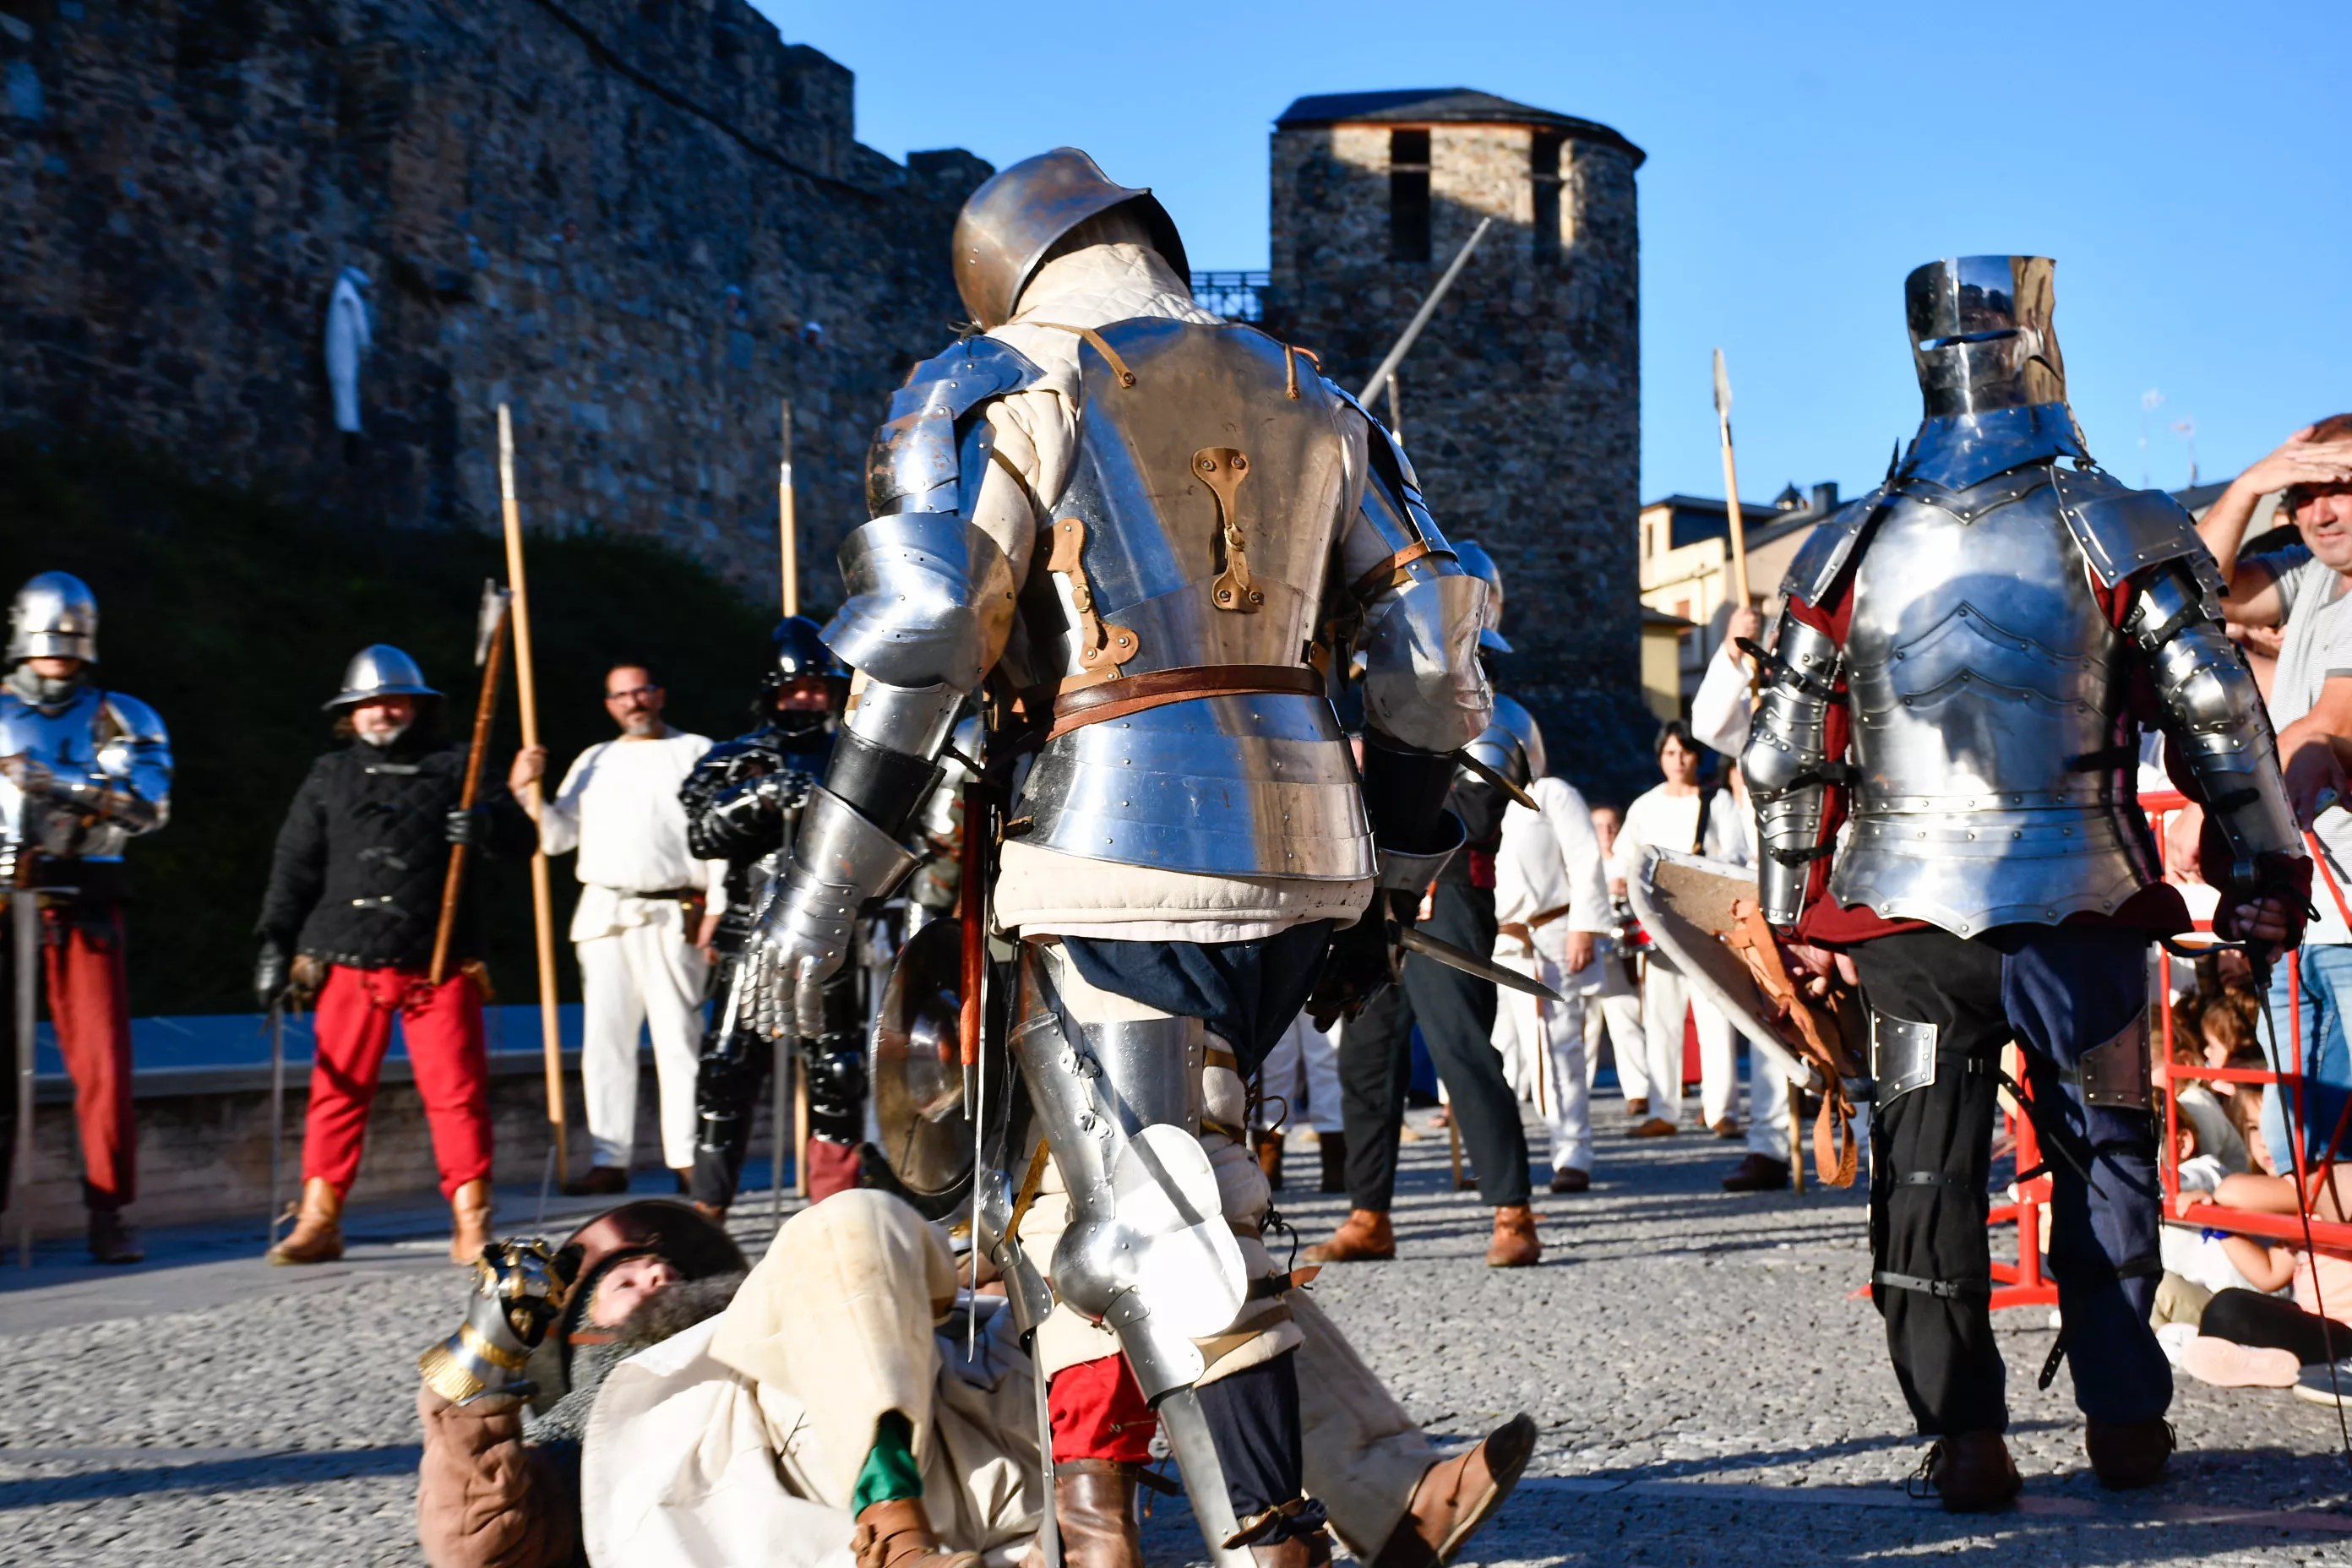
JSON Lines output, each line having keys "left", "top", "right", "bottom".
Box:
{"left": 1722, "top": 901, "right": 1865, "bottom": 1187}
{"left": 1046, "top": 663, "right": 1325, "bottom": 741}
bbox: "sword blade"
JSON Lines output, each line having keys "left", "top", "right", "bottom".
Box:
{"left": 1400, "top": 926, "right": 1565, "bottom": 1003}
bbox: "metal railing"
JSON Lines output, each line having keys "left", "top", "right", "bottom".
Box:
{"left": 1190, "top": 270, "right": 1267, "bottom": 323}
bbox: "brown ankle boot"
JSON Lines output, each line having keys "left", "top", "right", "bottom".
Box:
{"left": 267, "top": 1178, "right": 344, "bottom": 1266}
{"left": 852, "top": 1496, "right": 980, "bottom": 1568}
{"left": 1303, "top": 1208, "right": 1395, "bottom": 1263}
{"left": 1374, "top": 1413, "right": 1537, "bottom": 1568}
{"left": 1255, "top": 1129, "right": 1285, "bottom": 1190}
{"left": 1244, "top": 1526, "right": 1332, "bottom": 1568}
{"left": 1318, "top": 1131, "right": 1348, "bottom": 1194}
{"left": 1051, "top": 1459, "right": 1141, "bottom": 1568}
{"left": 2085, "top": 1418, "right": 2174, "bottom": 1489}
{"left": 448, "top": 1179, "right": 493, "bottom": 1265}
{"left": 1485, "top": 1206, "right": 1540, "bottom": 1268}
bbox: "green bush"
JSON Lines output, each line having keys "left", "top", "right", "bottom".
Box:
{"left": 0, "top": 436, "right": 777, "bottom": 1015}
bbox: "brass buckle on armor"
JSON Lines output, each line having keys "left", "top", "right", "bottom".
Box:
{"left": 1048, "top": 514, "right": 1139, "bottom": 692}
{"left": 1197, "top": 447, "right": 1262, "bottom": 614}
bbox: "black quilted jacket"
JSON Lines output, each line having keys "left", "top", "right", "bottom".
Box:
{"left": 256, "top": 735, "right": 535, "bottom": 970}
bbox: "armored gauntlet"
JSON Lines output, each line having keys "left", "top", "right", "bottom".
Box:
{"left": 417, "top": 1239, "right": 574, "bottom": 1405}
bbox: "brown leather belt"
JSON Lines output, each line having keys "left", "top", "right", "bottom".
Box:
{"left": 1498, "top": 903, "right": 1573, "bottom": 948}
{"left": 1047, "top": 663, "right": 1325, "bottom": 741}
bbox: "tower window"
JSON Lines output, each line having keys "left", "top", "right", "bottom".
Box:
{"left": 1531, "top": 130, "right": 1565, "bottom": 264}
{"left": 1389, "top": 128, "right": 1430, "bottom": 263}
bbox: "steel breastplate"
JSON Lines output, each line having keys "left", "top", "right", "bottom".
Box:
{"left": 1014, "top": 318, "right": 1370, "bottom": 882}
{"left": 1831, "top": 477, "right": 2157, "bottom": 936}
{"left": 0, "top": 688, "right": 120, "bottom": 858}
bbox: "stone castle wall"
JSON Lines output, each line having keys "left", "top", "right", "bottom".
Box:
{"left": 0, "top": 0, "right": 989, "bottom": 601}
{"left": 1269, "top": 117, "right": 1650, "bottom": 796}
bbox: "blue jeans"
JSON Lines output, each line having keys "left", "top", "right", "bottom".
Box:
{"left": 2262, "top": 945, "right": 2352, "bottom": 1168}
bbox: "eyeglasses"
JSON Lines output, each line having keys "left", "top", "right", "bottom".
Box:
{"left": 604, "top": 686, "right": 661, "bottom": 702}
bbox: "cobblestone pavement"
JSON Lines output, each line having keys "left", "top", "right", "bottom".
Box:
{"left": 5, "top": 1096, "right": 2352, "bottom": 1565}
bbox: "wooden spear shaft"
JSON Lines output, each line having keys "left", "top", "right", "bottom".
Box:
{"left": 779, "top": 399, "right": 798, "bottom": 619}
{"left": 428, "top": 593, "right": 510, "bottom": 985}
{"left": 1712, "top": 348, "right": 1753, "bottom": 611}
{"left": 498, "top": 404, "right": 568, "bottom": 1183}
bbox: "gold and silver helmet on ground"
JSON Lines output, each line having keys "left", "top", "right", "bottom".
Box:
{"left": 8, "top": 571, "right": 99, "bottom": 665}
{"left": 950, "top": 147, "right": 1189, "bottom": 329}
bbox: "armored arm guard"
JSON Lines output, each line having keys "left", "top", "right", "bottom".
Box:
{"left": 758, "top": 341, "right": 1035, "bottom": 1032}
{"left": 1741, "top": 617, "right": 1847, "bottom": 928}
{"left": 418, "top": 1239, "right": 574, "bottom": 1405}
{"left": 41, "top": 693, "right": 172, "bottom": 833}
{"left": 2126, "top": 560, "right": 2298, "bottom": 888}
{"left": 1342, "top": 414, "right": 1492, "bottom": 756}
{"left": 680, "top": 743, "right": 812, "bottom": 864}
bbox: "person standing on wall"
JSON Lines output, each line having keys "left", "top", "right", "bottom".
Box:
{"left": 255, "top": 646, "right": 535, "bottom": 1266}
{"left": 509, "top": 664, "right": 722, "bottom": 1197}
{"left": 0, "top": 573, "right": 172, "bottom": 1266}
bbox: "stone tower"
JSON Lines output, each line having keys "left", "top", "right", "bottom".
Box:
{"left": 1267, "top": 90, "right": 1651, "bottom": 797}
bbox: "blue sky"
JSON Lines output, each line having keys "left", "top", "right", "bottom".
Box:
{"left": 756, "top": 1, "right": 2348, "bottom": 507}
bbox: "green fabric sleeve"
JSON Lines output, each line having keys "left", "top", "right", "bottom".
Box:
{"left": 851, "top": 1410, "right": 924, "bottom": 1513}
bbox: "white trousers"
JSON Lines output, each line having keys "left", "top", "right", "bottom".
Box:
{"left": 1253, "top": 1012, "right": 1344, "bottom": 1133}
{"left": 1590, "top": 987, "right": 1642, "bottom": 1093}
{"left": 1745, "top": 1044, "right": 1794, "bottom": 1163}
{"left": 1493, "top": 944, "right": 1592, "bottom": 1173}
{"left": 1627, "top": 963, "right": 1735, "bottom": 1126}
{"left": 578, "top": 912, "right": 709, "bottom": 1169}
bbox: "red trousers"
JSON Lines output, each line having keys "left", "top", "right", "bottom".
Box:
{"left": 42, "top": 901, "right": 136, "bottom": 1211}
{"left": 305, "top": 966, "right": 493, "bottom": 1200}
{"left": 1048, "top": 1353, "right": 1158, "bottom": 1464}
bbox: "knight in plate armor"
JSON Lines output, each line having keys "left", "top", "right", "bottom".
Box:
{"left": 679, "top": 616, "right": 864, "bottom": 1213}
{"left": 749, "top": 148, "right": 1533, "bottom": 1568}
{"left": 1740, "top": 257, "right": 2306, "bottom": 1505}
{"left": 0, "top": 571, "right": 171, "bottom": 1265}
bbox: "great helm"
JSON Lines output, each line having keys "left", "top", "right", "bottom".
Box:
{"left": 1904, "top": 256, "right": 2067, "bottom": 420}
{"left": 950, "top": 148, "right": 1189, "bottom": 329}
{"left": 1451, "top": 541, "right": 1511, "bottom": 655}
{"left": 8, "top": 572, "right": 99, "bottom": 665}
{"left": 324, "top": 644, "right": 441, "bottom": 711}
{"left": 1464, "top": 692, "right": 1546, "bottom": 787}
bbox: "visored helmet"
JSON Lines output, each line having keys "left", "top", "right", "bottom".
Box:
{"left": 1463, "top": 694, "right": 1546, "bottom": 787}
{"left": 8, "top": 571, "right": 99, "bottom": 664}
{"left": 950, "top": 147, "right": 1189, "bottom": 329}
{"left": 324, "top": 644, "right": 440, "bottom": 710}
{"left": 771, "top": 615, "right": 849, "bottom": 683}
{"left": 1451, "top": 541, "right": 1511, "bottom": 655}
{"left": 1904, "top": 255, "right": 2067, "bottom": 419}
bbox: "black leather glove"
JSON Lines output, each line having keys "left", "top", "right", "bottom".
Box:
{"left": 444, "top": 805, "right": 488, "bottom": 847}
{"left": 1306, "top": 888, "right": 1419, "bottom": 1029}
{"left": 417, "top": 1239, "right": 577, "bottom": 1404}
{"left": 254, "top": 938, "right": 291, "bottom": 1012}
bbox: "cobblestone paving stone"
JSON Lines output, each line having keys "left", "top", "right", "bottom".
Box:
{"left": 5, "top": 1097, "right": 2351, "bottom": 1565}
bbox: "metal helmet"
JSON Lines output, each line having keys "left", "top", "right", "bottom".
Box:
{"left": 1451, "top": 541, "right": 1511, "bottom": 655}
{"left": 8, "top": 571, "right": 99, "bottom": 665}
{"left": 866, "top": 919, "right": 973, "bottom": 1221}
{"left": 550, "top": 1199, "right": 746, "bottom": 1374}
{"left": 324, "top": 644, "right": 441, "bottom": 710}
{"left": 950, "top": 147, "right": 1189, "bottom": 329}
{"left": 1903, "top": 255, "right": 2067, "bottom": 419}
{"left": 1465, "top": 692, "right": 1545, "bottom": 787}
{"left": 771, "top": 615, "right": 850, "bottom": 683}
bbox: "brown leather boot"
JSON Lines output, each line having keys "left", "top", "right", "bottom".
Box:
{"left": 448, "top": 1179, "right": 493, "bottom": 1265}
{"left": 1485, "top": 1206, "right": 1540, "bottom": 1268}
{"left": 1245, "top": 1529, "right": 1332, "bottom": 1568}
{"left": 86, "top": 1206, "right": 144, "bottom": 1265}
{"left": 1303, "top": 1208, "right": 1395, "bottom": 1263}
{"left": 266, "top": 1177, "right": 344, "bottom": 1266}
{"left": 1373, "top": 1412, "right": 1538, "bottom": 1568}
{"left": 1318, "top": 1131, "right": 1348, "bottom": 1193}
{"left": 2085, "top": 1418, "right": 2174, "bottom": 1489}
{"left": 1050, "top": 1459, "right": 1141, "bottom": 1568}
{"left": 1255, "top": 1129, "right": 1285, "bottom": 1190}
{"left": 1923, "top": 1430, "right": 2020, "bottom": 1512}
{"left": 852, "top": 1496, "right": 980, "bottom": 1568}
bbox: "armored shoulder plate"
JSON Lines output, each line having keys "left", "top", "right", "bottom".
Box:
{"left": 866, "top": 336, "right": 1044, "bottom": 518}
{"left": 98, "top": 691, "right": 169, "bottom": 748}
{"left": 1780, "top": 487, "right": 1886, "bottom": 608}
{"left": 2050, "top": 466, "right": 2223, "bottom": 593}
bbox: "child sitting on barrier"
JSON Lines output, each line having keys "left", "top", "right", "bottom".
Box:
{"left": 2175, "top": 1087, "right": 2352, "bottom": 1387}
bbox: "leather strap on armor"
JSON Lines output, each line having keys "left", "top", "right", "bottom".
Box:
{"left": 1872, "top": 1270, "right": 1990, "bottom": 1301}
{"left": 1047, "top": 664, "right": 1324, "bottom": 740}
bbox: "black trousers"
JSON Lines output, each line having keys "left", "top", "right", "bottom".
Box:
{"left": 2202, "top": 1287, "right": 2351, "bottom": 1366}
{"left": 1337, "top": 882, "right": 1531, "bottom": 1210}
{"left": 1854, "top": 926, "right": 2170, "bottom": 1435}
